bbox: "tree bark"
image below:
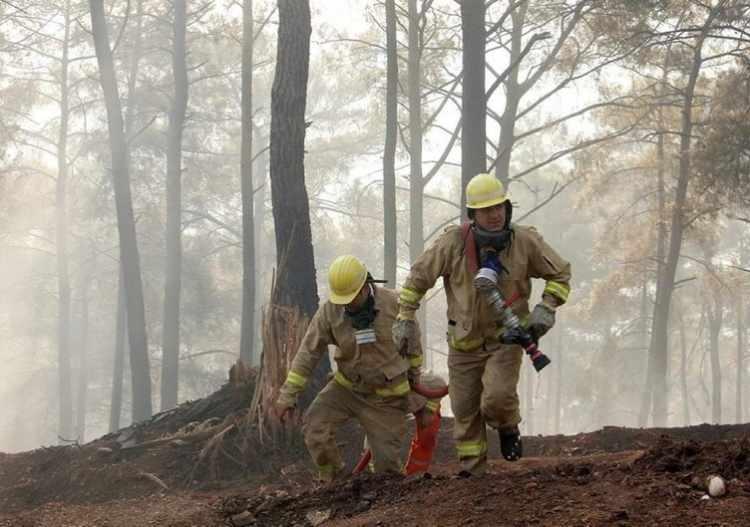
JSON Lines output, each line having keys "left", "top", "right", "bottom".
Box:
{"left": 460, "top": 0, "right": 486, "bottom": 212}
{"left": 638, "top": 45, "right": 671, "bottom": 428}
{"left": 738, "top": 236, "right": 748, "bottom": 423}
{"left": 253, "top": 130, "right": 268, "bottom": 363}
{"left": 407, "top": 0, "right": 427, "bottom": 362}
{"left": 554, "top": 322, "right": 563, "bottom": 434}
{"left": 56, "top": 0, "right": 73, "bottom": 443}
{"left": 269, "top": 0, "right": 329, "bottom": 407}
{"left": 269, "top": 0, "right": 318, "bottom": 318}
{"left": 495, "top": 2, "right": 526, "bottom": 187}
{"left": 110, "top": 0, "right": 142, "bottom": 431}
{"left": 677, "top": 298, "right": 691, "bottom": 426}
{"left": 240, "top": 0, "right": 256, "bottom": 366}
{"left": 90, "top": 0, "right": 153, "bottom": 422}
{"left": 109, "top": 269, "right": 127, "bottom": 432}
{"left": 161, "top": 0, "right": 188, "bottom": 411}
{"left": 647, "top": 8, "right": 718, "bottom": 427}
{"left": 383, "top": 0, "right": 398, "bottom": 287}
{"left": 595, "top": 318, "right": 613, "bottom": 427}
{"left": 75, "top": 246, "right": 94, "bottom": 443}
{"left": 524, "top": 357, "right": 534, "bottom": 435}
{"left": 706, "top": 276, "right": 724, "bottom": 424}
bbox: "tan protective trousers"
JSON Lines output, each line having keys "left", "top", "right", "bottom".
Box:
{"left": 302, "top": 379, "right": 408, "bottom": 481}
{"left": 448, "top": 343, "right": 523, "bottom": 474}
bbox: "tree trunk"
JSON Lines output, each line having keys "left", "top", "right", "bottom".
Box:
{"left": 648, "top": 11, "right": 717, "bottom": 427}
{"left": 90, "top": 0, "right": 153, "bottom": 422}
{"left": 75, "top": 246, "right": 94, "bottom": 443}
{"left": 383, "top": 0, "right": 398, "bottom": 287}
{"left": 707, "top": 280, "right": 724, "bottom": 424}
{"left": 738, "top": 237, "right": 747, "bottom": 423}
{"left": 269, "top": 0, "right": 329, "bottom": 404}
{"left": 270, "top": 0, "right": 318, "bottom": 318}
{"left": 240, "top": 0, "right": 257, "bottom": 366}
{"left": 637, "top": 276, "right": 653, "bottom": 426}
{"left": 677, "top": 299, "right": 691, "bottom": 426}
{"left": 495, "top": 2, "right": 526, "bottom": 187}
{"left": 109, "top": 269, "right": 127, "bottom": 433}
{"left": 407, "top": 0, "right": 427, "bottom": 360}
{"left": 56, "top": 0, "right": 73, "bottom": 443}
{"left": 595, "top": 318, "right": 613, "bottom": 427}
{"left": 554, "top": 323, "right": 563, "bottom": 434}
{"left": 253, "top": 131, "right": 268, "bottom": 364}
{"left": 161, "top": 0, "right": 188, "bottom": 411}
{"left": 524, "top": 359, "right": 534, "bottom": 435}
{"left": 110, "top": 0, "right": 142, "bottom": 431}
{"left": 638, "top": 46, "right": 671, "bottom": 428}
{"left": 460, "top": 0, "right": 486, "bottom": 212}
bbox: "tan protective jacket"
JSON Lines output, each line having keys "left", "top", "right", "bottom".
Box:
{"left": 279, "top": 286, "right": 423, "bottom": 404}
{"left": 398, "top": 223, "right": 571, "bottom": 352}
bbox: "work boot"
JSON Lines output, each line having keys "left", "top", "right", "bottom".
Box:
{"left": 499, "top": 428, "right": 522, "bottom": 462}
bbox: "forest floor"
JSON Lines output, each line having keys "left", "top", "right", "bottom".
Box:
{"left": 2, "top": 377, "right": 750, "bottom": 526}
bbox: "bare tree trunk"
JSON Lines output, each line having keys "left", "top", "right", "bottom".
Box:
{"left": 554, "top": 324, "right": 563, "bottom": 434}
{"left": 75, "top": 246, "right": 95, "bottom": 443}
{"left": 56, "top": 0, "right": 73, "bottom": 443}
{"left": 269, "top": 0, "right": 329, "bottom": 403}
{"left": 706, "top": 275, "right": 724, "bottom": 424}
{"left": 253, "top": 130, "right": 268, "bottom": 364}
{"left": 109, "top": 269, "right": 127, "bottom": 433}
{"left": 240, "top": 0, "right": 257, "bottom": 366}
{"left": 648, "top": 10, "right": 718, "bottom": 427}
{"left": 383, "top": 0, "right": 398, "bottom": 287}
{"left": 638, "top": 276, "right": 653, "bottom": 426}
{"left": 90, "top": 0, "right": 153, "bottom": 422}
{"left": 161, "top": 0, "right": 188, "bottom": 411}
{"left": 524, "top": 360, "right": 534, "bottom": 435}
{"left": 639, "top": 46, "right": 671, "bottom": 428}
{"left": 110, "top": 0, "right": 142, "bottom": 431}
{"left": 407, "top": 0, "right": 427, "bottom": 362}
{"left": 270, "top": 0, "right": 318, "bottom": 317}
{"left": 595, "top": 318, "right": 613, "bottom": 427}
{"left": 495, "top": 2, "right": 526, "bottom": 186}
{"left": 460, "top": 0, "right": 486, "bottom": 212}
{"left": 738, "top": 237, "right": 747, "bottom": 423}
{"left": 677, "top": 299, "right": 691, "bottom": 426}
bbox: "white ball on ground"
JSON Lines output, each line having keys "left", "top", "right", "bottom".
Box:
{"left": 706, "top": 475, "right": 726, "bottom": 498}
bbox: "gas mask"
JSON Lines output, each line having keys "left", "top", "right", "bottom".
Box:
{"left": 345, "top": 286, "right": 378, "bottom": 330}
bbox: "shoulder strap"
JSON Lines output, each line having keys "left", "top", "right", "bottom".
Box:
{"left": 461, "top": 222, "right": 479, "bottom": 274}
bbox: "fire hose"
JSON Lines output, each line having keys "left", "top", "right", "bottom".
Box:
{"left": 352, "top": 382, "right": 449, "bottom": 475}
{"left": 474, "top": 267, "right": 551, "bottom": 372}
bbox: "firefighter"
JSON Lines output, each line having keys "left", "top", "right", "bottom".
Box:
{"left": 275, "top": 255, "right": 423, "bottom": 482}
{"left": 392, "top": 173, "right": 571, "bottom": 476}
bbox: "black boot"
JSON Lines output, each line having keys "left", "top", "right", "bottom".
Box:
{"left": 499, "top": 428, "right": 523, "bottom": 462}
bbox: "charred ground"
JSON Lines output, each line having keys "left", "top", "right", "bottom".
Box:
{"left": 2, "top": 380, "right": 749, "bottom": 526}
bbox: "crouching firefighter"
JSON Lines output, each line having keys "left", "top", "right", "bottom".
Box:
{"left": 393, "top": 173, "right": 571, "bottom": 476}
{"left": 275, "top": 255, "right": 423, "bottom": 482}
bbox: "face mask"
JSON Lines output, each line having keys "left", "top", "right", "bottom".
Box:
{"left": 345, "top": 287, "right": 378, "bottom": 330}
{"left": 473, "top": 224, "right": 513, "bottom": 253}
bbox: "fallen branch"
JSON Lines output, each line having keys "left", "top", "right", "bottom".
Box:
{"left": 138, "top": 471, "right": 169, "bottom": 491}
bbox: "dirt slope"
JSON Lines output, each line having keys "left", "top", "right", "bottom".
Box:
{"left": 2, "top": 380, "right": 749, "bottom": 526}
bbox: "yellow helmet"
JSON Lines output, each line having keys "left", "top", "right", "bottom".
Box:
{"left": 328, "top": 255, "right": 368, "bottom": 305}
{"left": 466, "top": 173, "right": 509, "bottom": 209}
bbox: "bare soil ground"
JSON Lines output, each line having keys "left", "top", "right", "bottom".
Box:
{"left": 2, "top": 380, "right": 749, "bottom": 526}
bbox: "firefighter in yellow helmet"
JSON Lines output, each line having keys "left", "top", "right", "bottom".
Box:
{"left": 275, "top": 255, "right": 424, "bottom": 482}
{"left": 392, "top": 173, "right": 571, "bottom": 476}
